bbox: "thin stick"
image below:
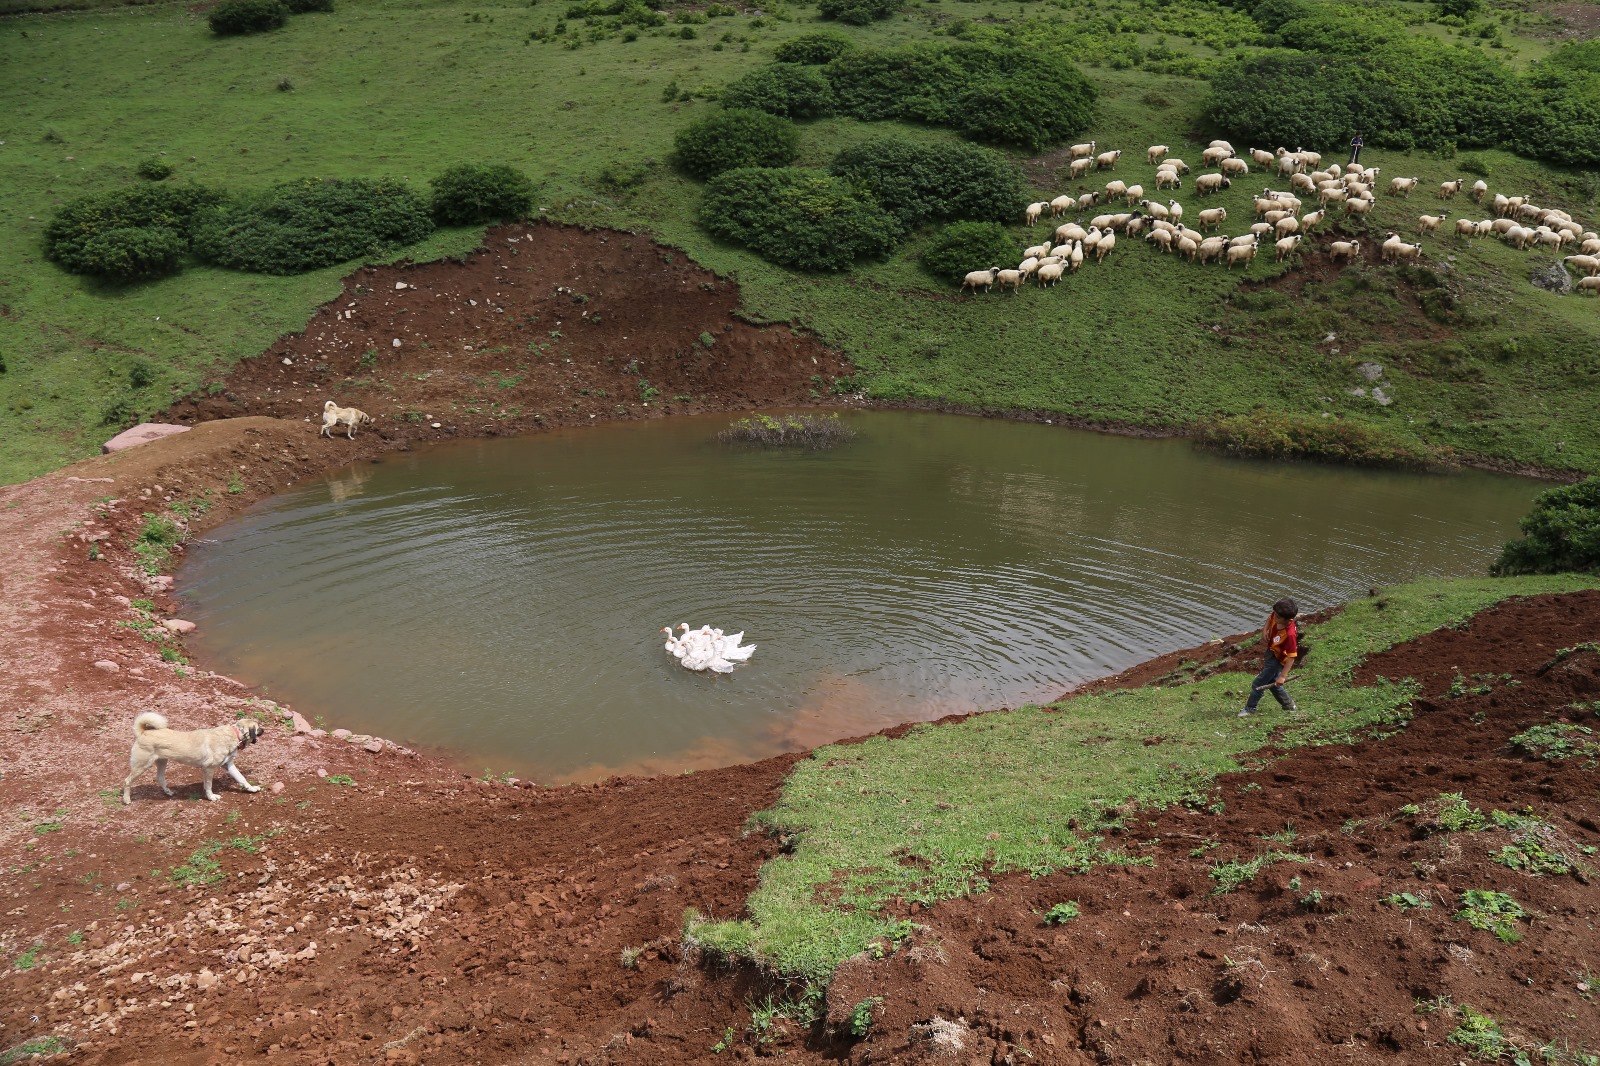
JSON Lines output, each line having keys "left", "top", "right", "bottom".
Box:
{"left": 1254, "top": 676, "right": 1296, "bottom": 691}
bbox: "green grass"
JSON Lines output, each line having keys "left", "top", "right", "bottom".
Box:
{"left": 692, "top": 572, "right": 1595, "bottom": 980}
{"left": 166, "top": 833, "right": 272, "bottom": 887}
{"left": 0, "top": 0, "right": 1598, "bottom": 482}
{"left": 0, "top": 1036, "right": 68, "bottom": 1065}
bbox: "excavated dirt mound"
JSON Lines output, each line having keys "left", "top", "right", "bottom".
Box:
{"left": 2, "top": 224, "right": 1597, "bottom": 1065}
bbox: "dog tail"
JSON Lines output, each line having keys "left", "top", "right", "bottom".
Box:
{"left": 133, "top": 711, "right": 168, "bottom": 735}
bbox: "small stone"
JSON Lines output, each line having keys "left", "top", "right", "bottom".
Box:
{"left": 392, "top": 339, "right": 402, "bottom": 348}
{"left": 363, "top": 739, "right": 384, "bottom": 754}
{"left": 116, "top": 883, "right": 132, "bottom": 893}
{"left": 1355, "top": 362, "right": 1384, "bottom": 382}
{"left": 395, "top": 282, "right": 408, "bottom": 290}
{"left": 282, "top": 357, "right": 293, "bottom": 366}
{"left": 162, "top": 619, "right": 197, "bottom": 635}
{"left": 431, "top": 422, "right": 441, "bottom": 429}
{"left": 316, "top": 768, "right": 329, "bottom": 779}
{"left": 331, "top": 729, "right": 352, "bottom": 740}
{"left": 94, "top": 659, "right": 120, "bottom": 673}
{"left": 270, "top": 782, "right": 285, "bottom": 794}
{"left": 290, "top": 711, "right": 314, "bottom": 734}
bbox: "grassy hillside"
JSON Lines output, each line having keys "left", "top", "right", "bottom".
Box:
{"left": 1, "top": 0, "right": 1598, "bottom": 483}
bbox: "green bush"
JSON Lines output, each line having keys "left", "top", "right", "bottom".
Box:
{"left": 44, "top": 184, "right": 222, "bottom": 278}
{"left": 828, "top": 137, "right": 1025, "bottom": 227}
{"left": 429, "top": 163, "right": 538, "bottom": 225}
{"left": 918, "top": 220, "right": 1016, "bottom": 283}
{"left": 955, "top": 69, "right": 1096, "bottom": 151}
{"left": 773, "top": 31, "right": 855, "bottom": 64}
{"left": 135, "top": 158, "right": 173, "bottom": 181}
{"left": 73, "top": 227, "right": 187, "bottom": 281}
{"left": 1194, "top": 411, "right": 1443, "bottom": 469}
{"left": 208, "top": 0, "right": 290, "bottom": 35}
{"left": 700, "top": 167, "right": 899, "bottom": 271}
{"left": 818, "top": 0, "right": 900, "bottom": 25}
{"left": 283, "top": 0, "right": 333, "bottom": 10}
{"left": 191, "top": 178, "right": 434, "bottom": 275}
{"left": 1512, "top": 64, "right": 1600, "bottom": 168}
{"left": 720, "top": 64, "right": 836, "bottom": 118}
{"left": 1491, "top": 477, "right": 1600, "bottom": 576}
{"left": 673, "top": 109, "right": 800, "bottom": 179}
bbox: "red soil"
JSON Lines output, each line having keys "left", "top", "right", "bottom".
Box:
{"left": 2, "top": 224, "right": 1597, "bottom": 1065}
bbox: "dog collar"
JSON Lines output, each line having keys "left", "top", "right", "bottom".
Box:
{"left": 231, "top": 722, "right": 246, "bottom": 746}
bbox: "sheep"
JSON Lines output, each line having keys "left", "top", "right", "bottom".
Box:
{"left": 1535, "top": 226, "right": 1570, "bottom": 250}
{"left": 1506, "top": 225, "right": 1537, "bottom": 250}
{"left": 1263, "top": 209, "right": 1293, "bottom": 226}
{"left": 1563, "top": 254, "right": 1600, "bottom": 277}
{"left": 1318, "top": 186, "right": 1349, "bottom": 206}
{"left": 1049, "top": 194, "right": 1075, "bottom": 218}
{"left": 1249, "top": 221, "right": 1275, "bottom": 239}
{"left": 1439, "top": 179, "right": 1466, "bottom": 200}
{"left": 961, "top": 267, "right": 1001, "bottom": 294}
{"left": 1579, "top": 276, "right": 1600, "bottom": 294}
{"left": 1330, "top": 240, "right": 1362, "bottom": 264}
{"left": 1489, "top": 217, "right": 1517, "bottom": 236}
{"left": 1582, "top": 237, "right": 1600, "bottom": 256}
{"left": 1453, "top": 218, "right": 1477, "bottom": 239}
{"left": 1018, "top": 256, "right": 1041, "bottom": 277}
{"left": 1077, "top": 192, "right": 1100, "bottom": 211}
{"left": 1327, "top": 163, "right": 1344, "bottom": 179}
{"left": 1068, "top": 241, "right": 1086, "bottom": 272}
{"left": 1095, "top": 149, "right": 1123, "bottom": 171}
{"left": 1274, "top": 234, "right": 1303, "bottom": 262}
{"left": 1023, "top": 242, "right": 1053, "bottom": 260}
{"left": 1308, "top": 169, "right": 1335, "bottom": 186}
{"left": 1379, "top": 232, "right": 1405, "bottom": 262}
{"left": 1054, "top": 222, "right": 1087, "bottom": 244}
{"left": 1517, "top": 202, "right": 1544, "bottom": 222}
{"left": 1050, "top": 243, "right": 1074, "bottom": 259}
{"left": 1146, "top": 228, "right": 1174, "bottom": 253}
{"left": 1492, "top": 193, "right": 1512, "bottom": 217}
{"left": 1506, "top": 195, "right": 1527, "bottom": 214}
{"left": 1197, "top": 236, "right": 1230, "bottom": 264}
{"left": 1105, "top": 179, "right": 1128, "bottom": 201}
{"left": 1254, "top": 196, "right": 1285, "bottom": 217}
{"left": 1198, "top": 206, "right": 1228, "bottom": 231}
{"left": 1147, "top": 144, "right": 1170, "bottom": 165}
{"left": 1275, "top": 215, "right": 1301, "bottom": 238}
{"left": 1095, "top": 231, "right": 1117, "bottom": 263}
{"left": 1068, "top": 141, "right": 1097, "bottom": 159}
{"left": 1140, "top": 199, "right": 1170, "bottom": 221}
{"left": 1474, "top": 219, "right": 1495, "bottom": 238}
{"left": 1176, "top": 234, "right": 1200, "bottom": 261}
{"left": 1106, "top": 212, "right": 1134, "bottom": 231}
{"left": 1125, "top": 215, "right": 1148, "bottom": 237}
{"left": 1300, "top": 209, "right": 1326, "bottom": 233}
{"left": 1154, "top": 169, "right": 1182, "bottom": 190}
{"left": 1167, "top": 199, "right": 1184, "bottom": 224}
{"left": 1387, "top": 176, "right": 1420, "bottom": 198}
{"left": 1068, "top": 157, "right": 1095, "bottom": 180}
{"left": 1470, "top": 180, "right": 1489, "bottom": 203}
{"left": 1194, "top": 173, "right": 1231, "bottom": 196}
{"left": 1276, "top": 154, "right": 1302, "bottom": 178}
{"left": 1273, "top": 192, "right": 1303, "bottom": 213}
{"left": 1221, "top": 157, "right": 1250, "bottom": 178}
{"left": 1249, "top": 148, "right": 1276, "bottom": 168}
{"left": 1229, "top": 232, "right": 1259, "bottom": 247}
{"left": 1343, "top": 197, "right": 1375, "bottom": 218}
{"left": 1164, "top": 158, "right": 1192, "bottom": 175}
{"left": 1089, "top": 214, "right": 1117, "bottom": 231}
{"left": 1295, "top": 147, "right": 1322, "bottom": 168}
{"left": 1037, "top": 261, "right": 1067, "bottom": 287}
{"left": 1208, "top": 139, "right": 1235, "bottom": 153}
{"left": 1390, "top": 240, "right": 1424, "bottom": 262}
{"left": 1082, "top": 226, "right": 1104, "bottom": 252}
{"left": 1290, "top": 172, "right": 1317, "bottom": 194}
{"left": 1025, "top": 201, "right": 1048, "bottom": 227}
{"left": 1202, "top": 145, "right": 1233, "bottom": 166}
{"left": 1226, "top": 243, "right": 1257, "bottom": 270}
{"left": 1345, "top": 182, "right": 1374, "bottom": 200}
{"left": 1123, "top": 184, "right": 1145, "bottom": 207}
{"left": 996, "top": 269, "right": 1026, "bottom": 294}
{"left": 1417, "top": 211, "right": 1450, "bottom": 236}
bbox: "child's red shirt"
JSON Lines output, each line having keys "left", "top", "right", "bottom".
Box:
{"left": 1266, "top": 614, "right": 1298, "bottom": 665}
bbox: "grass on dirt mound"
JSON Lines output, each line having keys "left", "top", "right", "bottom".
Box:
{"left": 692, "top": 572, "right": 1598, "bottom": 981}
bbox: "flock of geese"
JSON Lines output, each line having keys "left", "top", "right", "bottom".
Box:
{"left": 660, "top": 623, "right": 758, "bottom": 673}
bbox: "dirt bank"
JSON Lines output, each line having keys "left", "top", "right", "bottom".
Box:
{"left": 2, "top": 224, "right": 1597, "bottom": 1065}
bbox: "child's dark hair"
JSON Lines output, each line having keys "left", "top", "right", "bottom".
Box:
{"left": 1273, "top": 597, "right": 1299, "bottom": 619}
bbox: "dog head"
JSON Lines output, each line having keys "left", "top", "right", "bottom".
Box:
{"left": 238, "top": 720, "right": 267, "bottom": 747}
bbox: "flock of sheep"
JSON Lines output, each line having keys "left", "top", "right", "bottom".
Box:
{"left": 961, "top": 140, "right": 1600, "bottom": 295}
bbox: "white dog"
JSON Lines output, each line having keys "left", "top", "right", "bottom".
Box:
{"left": 122, "top": 712, "right": 265, "bottom": 804}
{"left": 321, "top": 400, "right": 373, "bottom": 439}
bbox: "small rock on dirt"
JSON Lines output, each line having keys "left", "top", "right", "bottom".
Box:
{"left": 93, "top": 659, "right": 120, "bottom": 673}
{"left": 162, "top": 619, "right": 197, "bottom": 635}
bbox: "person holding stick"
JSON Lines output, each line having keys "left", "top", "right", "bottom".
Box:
{"left": 1240, "top": 598, "right": 1299, "bottom": 717}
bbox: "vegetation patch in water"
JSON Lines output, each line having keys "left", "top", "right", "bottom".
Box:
{"left": 717, "top": 413, "right": 856, "bottom": 450}
{"left": 1194, "top": 411, "right": 1447, "bottom": 470}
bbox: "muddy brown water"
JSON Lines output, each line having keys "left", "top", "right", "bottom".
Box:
{"left": 178, "top": 411, "right": 1543, "bottom": 781}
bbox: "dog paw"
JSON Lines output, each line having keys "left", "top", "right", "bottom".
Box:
{"left": 244, "top": 785, "right": 262, "bottom": 793}
{"left": 205, "top": 794, "right": 220, "bottom": 801}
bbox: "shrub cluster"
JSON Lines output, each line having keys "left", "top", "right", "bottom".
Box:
{"left": 817, "top": 0, "right": 900, "bottom": 26}
{"left": 773, "top": 31, "right": 855, "bottom": 64}
{"left": 44, "top": 184, "right": 222, "bottom": 281}
{"left": 918, "top": 221, "right": 1017, "bottom": 283}
{"left": 429, "top": 163, "right": 538, "bottom": 225}
{"left": 135, "top": 158, "right": 173, "bottom": 181}
{"left": 190, "top": 178, "right": 434, "bottom": 275}
{"left": 700, "top": 167, "right": 899, "bottom": 272}
{"left": 717, "top": 412, "right": 857, "bottom": 449}
{"left": 1194, "top": 411, "right": 1444, "bottom": 469}
{"left": 673, "top": 109, "right": 800, "bottom": 179}
{"left": 1491, "top": 477, "right": 1600, "bottom": 576}
{"left": 828, "top": 137, "right": 1025, "bottom": 227}
{"left": 719, "top": 65, "right": 836, "bottom": 119}
{"left": 208, "top": 0, "right": 289, "bottom": 35}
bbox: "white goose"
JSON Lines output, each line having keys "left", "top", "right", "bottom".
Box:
{"left": 662, "top": 622, "right": 757, "bottom": 673}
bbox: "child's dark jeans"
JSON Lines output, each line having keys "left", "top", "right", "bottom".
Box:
{"left": 1243, "top": 656, "right": 1295, "bottom": 713}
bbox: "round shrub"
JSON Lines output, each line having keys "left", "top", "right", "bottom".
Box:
{"left": 44, "top": 184, "right": 222, "bottom": 278}
{"left": 135, "top": 158, "right": 173, "bottom": 181}
{"left": 208, "top": 0, "right": 290, "bottom": 35}
{"left": 700, "top": 167, "right": 899, "bottom": 272}
{"left": 1491, "top": 477, "right": 1600, "bottom": 576}
{"left": 918, "top": 221, "right": 1015, "bottom": 283}
{"left": 773, "top": 31, "right": 854, "bottom": 64}
{"left": 191, "top": 178, "right": 434, "bottom": 275}
{"left": 430, "top": 163, "right": 538, "bottom": 225}
{"left": 720, "top": 64, "right": 836, "bottom": 119}
{"left": 673, "top": 109, "right": 800, "bottom": 180}
{"left": 283, "top": 0, "right": 334, "bottom": 10}
{"left": 829, "top": 137, "right": 1025, "bottom": 227}
{"left": 954, "top": 64, "right": 1097, "bottom": 152}
{"left": 74, "top": 227, "right": 187, "bottom": 281}
{"left": 818, "top": 0, "right": 900, "bottom": 26}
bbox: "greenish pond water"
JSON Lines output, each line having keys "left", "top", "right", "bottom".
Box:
{"left": 179, "top": 411, "right": 1543, "bottom": 781}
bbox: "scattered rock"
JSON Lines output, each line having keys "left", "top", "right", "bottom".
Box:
{"left": 1530, "top": 261, "right": 1573, "bottom": 294}
{"left": 1355, "top": 362, "right": 1384, "bottom": 382}
{"left": 1371, "top": 386, "right": 1393, "bottom": 407}
{"left": 162, "top": 619, "right": 197, "bottom": 635}
{"left": 270, "top": 782, "right": 285, "bottom": 794}
{"left": 332, "top": 729, "right": 352, "bottom": 740}
{"left": 93, "top": 659, "right": 120, "bottom": 673}
{"left": 363, "top": 739, "right": 384, "bottom": 754}
{"left": 102, "top": 423, "right": 191, "bottom": 454}
{"left": 290, "top": 711, "right": 314, "bottom": 734}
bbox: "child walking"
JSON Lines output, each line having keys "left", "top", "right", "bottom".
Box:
{"left": 1240, "top": 598, "right": 1299, "bottom": 717}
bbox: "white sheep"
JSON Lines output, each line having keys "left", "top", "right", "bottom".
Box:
{"left": 1198, "top": 206, "right": 1228, "bottom": 231}
{"left": 1140, "top": 199, "right": 1170, "bottom": 221}
{"left": 1417, "top": 212, "right": 1450, "bottom": 236}
{"left": 1229, "top": 233, "right": 1259, "bottom": 247}
{"left": 1453, "top": 218, "right": 1478, "bottom": 239}
{"left": 1439, "top": 179, "right": 1465, "bottom": 199}
{"left": 1386, "top": 176, "right": 1420, "bottom": 198}
{"left": 1147, "top": 144, "right": 1170, "bottom": 165}
{"left": 1249, "top": 221, "right": 1275, "bottom": 238}
{"left": 1049, "top": 194, "right": 1075, "bottom": 218}
{"left": 1069, "top": 241, "right": 1085, "bottom": 272}
{"left": 1318, "top": 186, "right": 1349, "bottom": 206}
{"left": 1125, "top": 215, "right": 1148, "bottom": 237}
{"left": 1300, "top": 209, "right": 1325, "bottom": 232}
{"left": 1582, "top": 237, "right": 1600, "bottom": 256}
{"left": 1082, "top": 226, "right": 1104, "bottom": 252}
{"left": 1201, "top": 145, "right": 1233, "bottom": 166}
{"left": 1290, "top": 172, "right": 1317, "bottom": 194}
{"left": 1037, "top": 261, "right": 1067, "bottom": 287}
{"left": 996, "top": 269, "right": 1025, "bottom": 294}
{"left": 1025, "top": 201, "right": 1048, "bottom": 227}
{"left": 1517, "top": 202, "right": 1544, "bottom": 222}
{"left": 961, "top": 267, "right": 1001, "bottom": 294}
{"left": 1470, "top": 180, "right": 1489, "bottom": 203}
{"left": 1275, "top": 215, "right": 1300, "bottom": 238}
{"left": 1343, "top": 197, "right": 1374, "bottom": 218}
{"left": 1381, "top": 233, "right": 1421, "bottom": 262}
{"left": 1068, "top": 141, "right": 1097, "bottom": 159}
{"left": 1220, "top": 157, "right": 1250, "bottom": 178}
{"left": 1105, "top": 179, "right": 1128, "bottom": 201}
{"left": 1123, "top": 183, "right": 1145, "bottom": 207}
{"left": 1077, "top": 192, "right": 1100, "bottom": 211}
{"left": 1164, "top": 158, "right": 1192, "bottom": 175}
{"left": 1023, "top": 242, "right": 1052, "bottom": 260}
{"left": 1095, "top": 149, "right": 1123, "bottom": 170}
{"left": 1146, "top": 228, "right": 1174, "bottom": 254}
{"left": 1197, "top": 236, "right": 1230, "bottom": 264}
{"left": 1089, "top": 213, "right": 1116, "bottom": 231}
{"left": 1563, "top": 254, "right": 1600, "bottom": 277}
{"left": 1506, "top": 225, "right": 1536, "bottom": 250}
{"left": 1263, "top": 209, "right": 1293, "bottom": 226}
{"left": 1295, "top": 147, "right": 1322, "bottom": 168}
{"left": 1535, "top": 226, "right": 1570, "bottom": 250}
{"left": 1176, "top": 234, "right": 1200, "bottom": 261}
{"left": 1578, "top": 276, "right": 1600, "bottom": 294}
{"left": 1068, "top": 157, "right": 1095, "bottom": 180}
{"left": 1018, "top": 256, "right": 1041, "bottom": 277}
{"left": 1208, "top": 139, "right": 1235, "bottom": 153}
{"left": 1249, "top": 148, "right": 1275, "bottom": 168}
{"left": 1274, "top": 234, "right": 1303, "bottom": 262}
{"left": 1167, "top": 199, "right": 1184, "bottom": 224}
{"left": 1330, "top": 240, "right": 1362, "bottom": 264}
{"left": 1194, "top": 173, "right": 1231, "bottom": 196}
{"left": 1492, "top": 193, "right": 1511, "bottom": 217}
{"left": 1050, "top": 243, "right": 1075, "bottom": 259}
{"left": 1056, "top": 222, "right": 1088, "bottom": 244}
{"left": 1489, "top": 217, "right": 1517, "bottom": 235}
{"left": 1095, "top": 230, "right": 1117, "bottom": 263}
{"left": 1154, "top": 169, "right": 1182, "bottom": 190}
{"left": 1474, "top": 219, "right": 1495, "bottom": 238}
{"left": 1226, "top": 243, "right": 1257, "bottom": 270}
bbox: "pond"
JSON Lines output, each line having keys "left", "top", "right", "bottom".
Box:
{"left": 179, "top": 411, "right": 1543, "bottom": 782}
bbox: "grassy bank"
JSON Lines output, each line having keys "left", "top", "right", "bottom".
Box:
{"left": 690, "top": 572, "right": 1599, "bottom": 981}
{"left": 2, "top": 0, "right": 1599, "bottom": 484}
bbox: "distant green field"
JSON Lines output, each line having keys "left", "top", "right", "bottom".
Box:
{"left": 1, "top": 0, "right": 1597, "bottom": 483}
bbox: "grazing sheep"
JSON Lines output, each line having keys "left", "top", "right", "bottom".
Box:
{"left": 1254, "top": 196, "right": 1284, "bottom": 217}
{"left": 1249, "top": 221, "right": 1275, "bottom": 238}
{"left": 1095, "top": 149, "right": 1123, "bottom": 170}
{"left": 1176, "top": 234, "right": 1200, "bottom": 261}
{"left": 1194, "top": 173, "right": 1231, "bottom": 196}
{"left": 1089, "top": 214, "right": 1116, "bottom": 231}
{"left": 1329, "top": 240, "right": 1362, "bottom": 264}
{"left": 1582, "top": 237, "right": 1600, "bottom": 256}
{"left": 1417, "top": 211, "right": 1450, "bottom": 236}
{"left": 1439, "top": 179, "right": 1465, "bottom": 199}
{"left": 1226, "top": 243, "right": 1257, "bottom": 270}
{"left": 961, "top": 267, "right": 1001, "bottom": 294}
{"left": 1474, "top": 219, "right": 1495, "bottom": 238}
{"left": 1563, "top": 254, "right": 1600, "bottom": 277}
{"left": 1123, "top": 183, "right": 1145, "bottom": 207}
{"left": 1208, "top": 139, "right": 1235, "bottom": 153}
{"left": 1068, "top": 141, "right": 1097, "bottom": 159}
{"left": 1506, "top": 225, "right": 1537, "bottom": 250}
{"left": 1164, "top": 158, "right": 1192, "bottom": 175}
{"left": 1037, "top": 261, "right": 1067, "bottom": 287}
{"left": 1056, "top": 222, "right": 1088, "bottom": 244}
{"left": 1154, "top": 169, "right": 1182, "bottom": 190}
{"left": 1489, "top": 217, "right": 1518, "bottom": 236}
{"left": 1221, "top": 157, "right": 1250, "bottom": 178}
{"left": 1140, "top": 199, "right": 1170, "bottom": 221}
{"left": 1263, "top": 209, "right": 1293, "bottom": 226}
{"left": 1290, "top": 172, "right": 1317, "bottom": 194}
{"left": 1535, "top": 226, "right": 1570, "bottom": 250}
{"left": 1125, "top": 215, "right": 1148, "bottom": 237}
{"left": 1050, "top": 243, "right": 1074, "bottom": 259}
{"left": 1578, "top": 276, "right": 1600, "bottom": 294}
{"left": 1229, "top": 233, "right": 1259, "bottom": 247}
{"left": 1202, "top": 145, "right": 1233, "bottom": 166}
{"left": 1470, "top": 180, "right": 1489, "bottom": 203}
{"left": 1068, "top": 241, "right": 1085, "bottom": 272}
{"left": 1517, "top": 202, "right": 1544, "bottom": 222}
{"left": 1343, "top": 197, "right": 1374, "bottom": 218}
{"left": 1077, "top": 192, "right": 1100, "bottom": 211}
{"left": 1492, "top": 193, "right": 1511, "bottom": 217}
{"left": 1275, "top": 215, "right": 1300, "bottom": 238}
{"left": 1386, "top": 176, "right": 1420, "bottom": 198}
{"left": 1167, "top": 199, "right": 1184, "bottom": 224}
{"left": 995, "top": 269, "right": 1025, "bottom": 294}
{"left": 1147, "top": 144, "right": 1170, "bottom": 165}
{"left": 1068, "top": 157, "right": 1095, "bottom": 180}
{"left": 1198, "top": 207, "right": 1228, "bottom": 231}
{"left": 1274, "top": 234, "right": 1303, "bottom": 262}
{"left": 1300, "top": 209, "right": 1325, "bottom": 233}
{"left": 1318, "top": 185, "right": 1349, "bottom": 206}
{"left": 1105, "top": 179, "right": 1128, "bottom": 201}
{"left": 1023, "top": 242, "right": 1052, "bottom": 260}
{"left": 1025, "top": 201, "right": 1047, "bottom": 227}
{"left": 1250, "top": 148, "right": 1276, "bottom": 168}
{"left": 1295, "top": 148, "right": 1322, "bottom": 168}
{"left": 1049, "top": 194, "right": 1075, "bottom": 218}
{"left": 1197, "top": 236, "right": 1230, "bottom": 264}
{"left": 1145, "top": 228, "right": 1174, "bottom": 253}
{"left": 1327, "top": 163, "right": 1344, "bottom": 179}
{"left": 1018, "top": 256, "right": 1041, "bottom": 277}
{"left": 1454, "top": 218, "right": 1478, "bottom": 239}
{"left": 1082, "top": 226, "right": 1104, "bottom": 252}
{"left": 1095, "top": 230, "right": 1117, "bottom": 262}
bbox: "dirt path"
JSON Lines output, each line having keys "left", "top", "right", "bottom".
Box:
{"left": 2, "top": 224, "right": 1597, "bottom": 1065}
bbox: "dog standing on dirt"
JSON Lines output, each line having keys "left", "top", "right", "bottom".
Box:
{"left": 321, "top": 399, "right": 373, "bottom": 439}
{"left": 122, "top": 712, "right": 265, "bottom": 804}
